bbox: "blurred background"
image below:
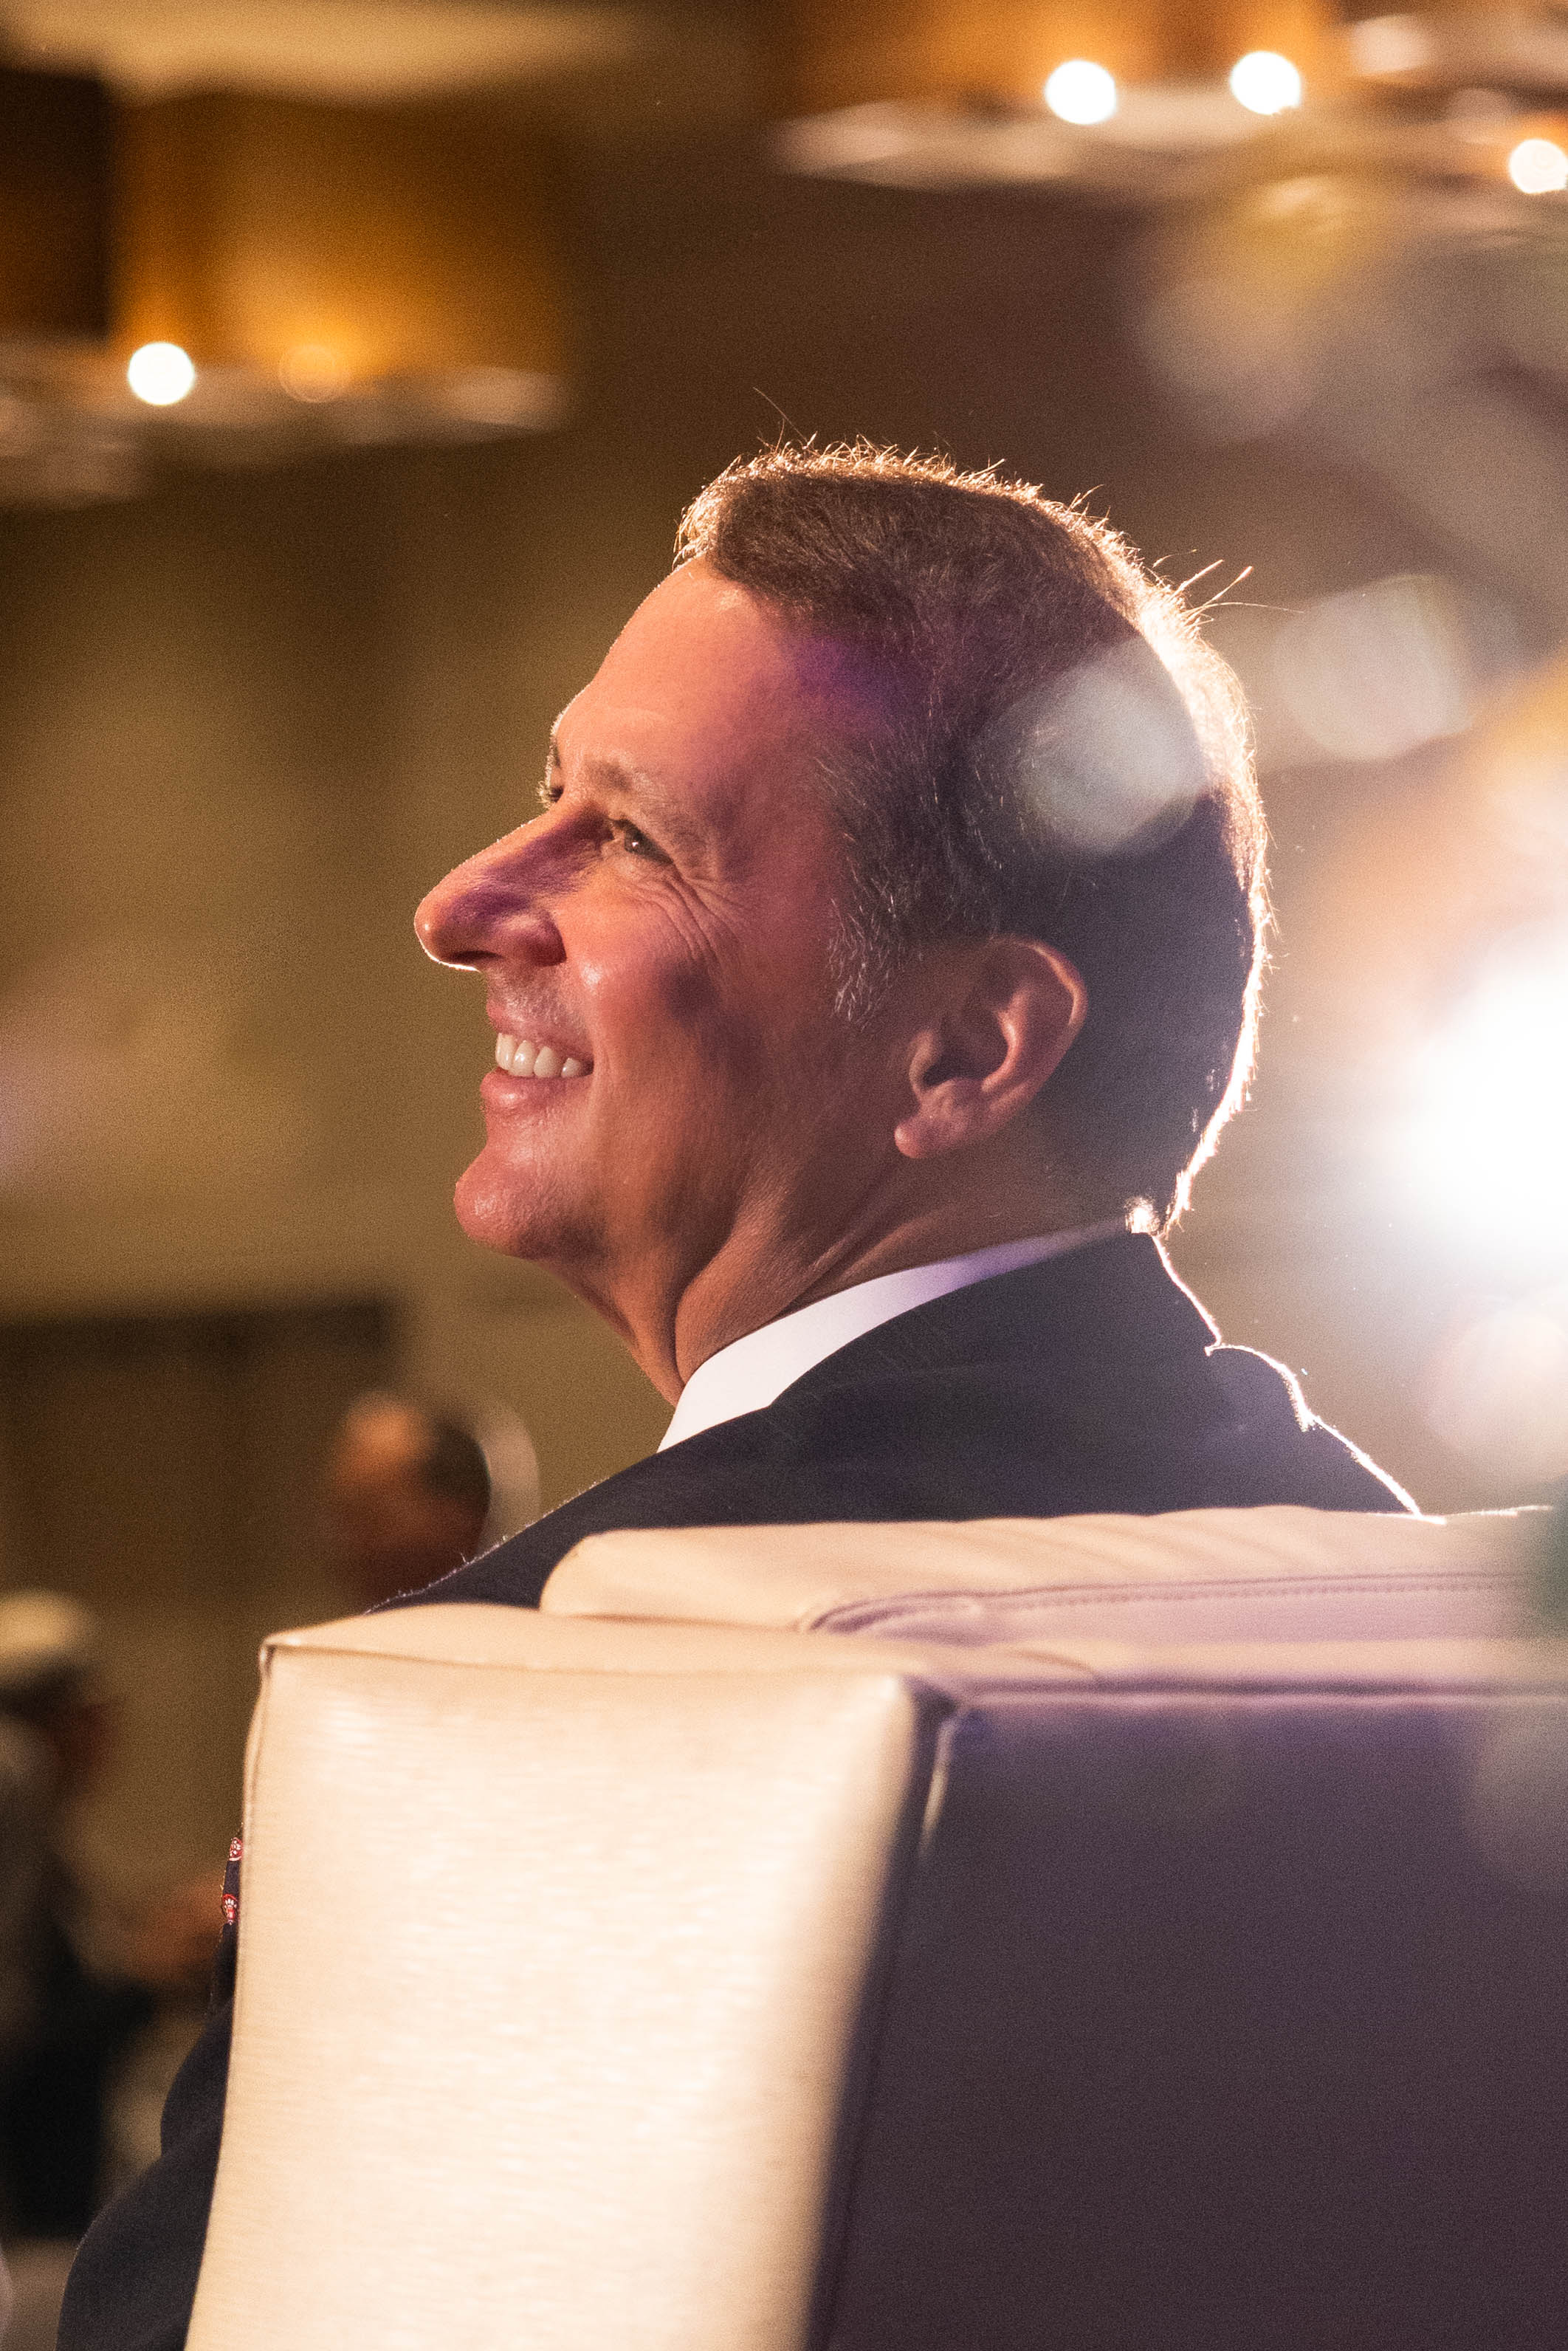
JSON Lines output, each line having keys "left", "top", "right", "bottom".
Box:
{"left": 1, "top": 0, "right": 1568, "bottom": 2275}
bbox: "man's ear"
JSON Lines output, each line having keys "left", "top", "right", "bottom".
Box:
{"left": 893, "top": 937, "right": 1087, "bottom": 1162}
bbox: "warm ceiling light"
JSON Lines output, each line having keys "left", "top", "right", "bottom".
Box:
{"left": 125, "top": 340, "right": 196, "bottom": 405}
{"left": 1044, "top": 60, "right": 1116, "bottom": 126}
{"left": 1228, "top": 52, "right": 1302, "bottom": 115}
{"left": 116, "top": 97, "right": 570, "bottom": 405}
{"left": 1508, "top": 137, "right": 1568, "bottom": 194}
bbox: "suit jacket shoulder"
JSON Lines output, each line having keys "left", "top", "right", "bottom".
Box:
{"left": 402, "top": 1235, "right": 1411, "bottom": 1614}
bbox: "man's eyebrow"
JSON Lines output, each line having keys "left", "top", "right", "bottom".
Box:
{"left": 542, "top": 732, "right": 707, "bottom": 860}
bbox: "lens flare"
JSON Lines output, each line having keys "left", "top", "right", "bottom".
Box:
{"left": 278, "top": 344, "right": 347, "bottom": 402}
{"left": 1044, "top": 61, "right": 1117, "bottom": 126}
{"left": 126, "top": 342, "right": 196, "bottom": 406}
{"left": 984, "top": 638, "right": 1206, "bottom": 857}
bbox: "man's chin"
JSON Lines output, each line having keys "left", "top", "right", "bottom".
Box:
{"left": 453, "top": 1154, "right": 560, "bottom": 1260}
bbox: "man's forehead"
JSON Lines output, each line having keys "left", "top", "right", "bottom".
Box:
{"left": 554, "top": 561, "right": 880, "bottom": 809}
{"left": 573, "top": 568, "right": 802, "bottom": 726}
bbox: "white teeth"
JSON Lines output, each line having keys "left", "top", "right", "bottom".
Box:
{"left": 495, "top": 1033, "right": 588, "bottom": 1079}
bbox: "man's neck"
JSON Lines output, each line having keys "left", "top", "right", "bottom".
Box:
{"left": 546, "top": 1158, "right": 1104, "bottom": 1406}
{"left": 662, "top": 1190, "right": 1101, "bottom": 1400}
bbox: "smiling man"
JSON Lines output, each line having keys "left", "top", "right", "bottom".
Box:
{"left": 61, "top": 445, "right": 1411, "bottom": 2351}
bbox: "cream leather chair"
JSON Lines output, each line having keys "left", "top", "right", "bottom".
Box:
{"left": 190, "top": 1507, "right": 1568, "bottom": 2351}
{"left": 188, "top": 1608, "right": 963, "bottom": 2351}
{"left": 543, "top": 1500, "right": 1541, "bottom": 1647}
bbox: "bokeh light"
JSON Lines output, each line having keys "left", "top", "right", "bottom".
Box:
{"left": 126, "top": 342, "right": 196, "bottom": 406}
{"left": 1228, "top": 52, "right": 1302, "bottom": 116}
{"left": 1508, "top": 138, "right": 1568, "bottom": 196}
{"left": 1347, "top": 15, "right": 1433, "bottom": 77}
{"left": 1404, "top": 932, "right": 1568, "bottom": 1254}
{"left": 1425, "top": 1290, "right": 1568, "bottom": 1486}
{"left": 1044, "top": 61, "right": 1117, "bottom": 126}
{"left": 1272, "top": 574, "right": 1475, "bottom": 763}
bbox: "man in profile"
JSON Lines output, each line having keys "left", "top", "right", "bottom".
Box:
{"left": 61, "top": 445, "right": 1409, "bottom": 2350}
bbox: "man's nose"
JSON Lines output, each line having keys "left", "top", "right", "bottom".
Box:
{"left": 414, "top": 834, "right": 565, "bottom": 971}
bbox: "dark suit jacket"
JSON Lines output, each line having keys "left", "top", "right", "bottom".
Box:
{"left": 58, "top": 1235, "right": 1410, "bottom": 2351}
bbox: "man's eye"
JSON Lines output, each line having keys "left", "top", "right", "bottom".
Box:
{"left": 613, "top": 820, "right": 663, "bottom": 861}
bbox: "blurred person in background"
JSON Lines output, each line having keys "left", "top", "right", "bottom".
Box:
{"left": 323, "top": 1392, "right": 540, "bottom": 1612}
{"left": 0, "top": 1592, "right": 148, "bottom": 2248}
{"left": 0, "top": 1596, "right": 219, "bottom": 2350}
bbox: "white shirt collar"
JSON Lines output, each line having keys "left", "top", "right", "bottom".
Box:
{"left": 659, "top": 1221, "right": 1127, "bottom": 1452}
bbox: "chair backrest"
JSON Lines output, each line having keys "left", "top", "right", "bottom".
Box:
{"left": 192, "top": 1509, "right": 1568, "bottom": 2350}
{"left": 546, "top": 1505, "right": 1568, "bottom": 2350}
{"left": 186, "top": 1610, "right": 954, "bottom": 2351}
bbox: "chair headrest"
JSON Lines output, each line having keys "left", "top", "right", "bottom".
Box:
{"left": 542, "top": 1506, "right": 1550, "bottom": 1654}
